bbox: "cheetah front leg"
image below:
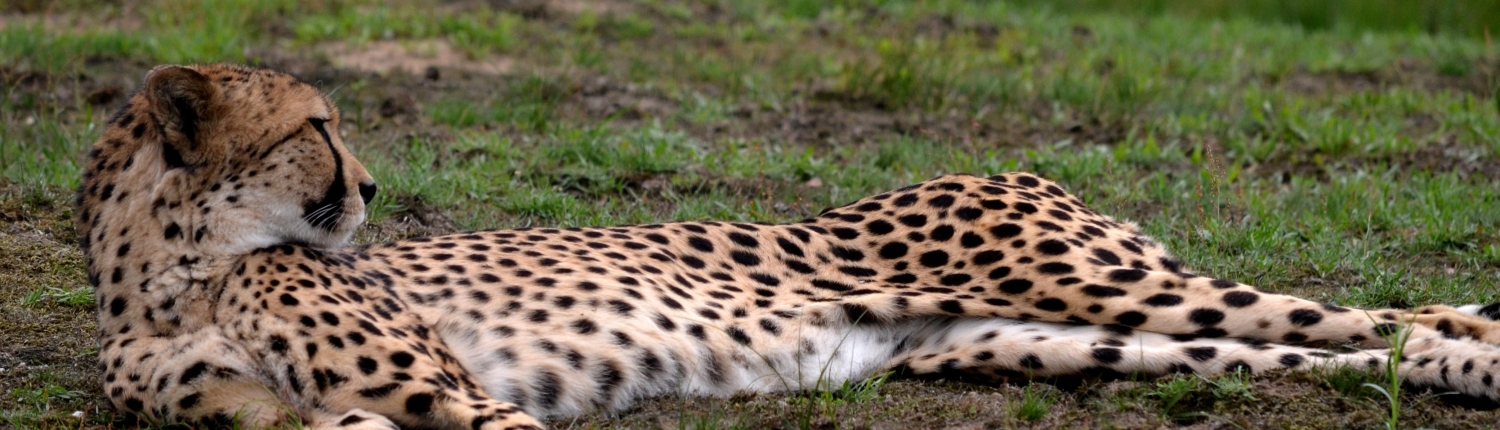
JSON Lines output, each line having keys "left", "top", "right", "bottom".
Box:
{"left": 99, "top": 329, "right": 289, "bottom": 428}
{"left": 98, "top": 329, "right": 424, "bottom": 430}
{"left": 283, "top": 321, "right": 544, "bottom": 430}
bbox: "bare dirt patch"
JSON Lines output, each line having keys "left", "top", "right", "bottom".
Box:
{"left": 549, "top": 0, "right": 635, "bottom": 16}
{"left": 443, "top": 0, "right": 636, "bottom": 20}
{"left": 358, "top": 194, "right": 462, "bottom": 243}
{"left": 568, "top": 75, "right": 678, "bottom": 121}
{"left": 1273, "top": 61, "right": 1498, "bottom": 97}
{"left": 322, "top": 40, "right": 516, "bottom": 76}
{"left": 0, "top": 185, "right": 108, "bottom": 427}
{"left": 686, "top": 96, "right": 1130, "bottom": 151}
{"left": 1247, "top": 142, "right": 1500, "bottom": 183}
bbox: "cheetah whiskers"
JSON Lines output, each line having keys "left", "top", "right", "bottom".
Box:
{"left": 301, "top": 203, "right": 343, "bottom": 233}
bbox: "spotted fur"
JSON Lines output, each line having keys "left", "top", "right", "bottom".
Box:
{"left": 79, "top": 64, "right": 1500, "bottom": 429}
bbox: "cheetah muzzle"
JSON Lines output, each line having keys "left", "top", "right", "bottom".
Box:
{"left": 77, "top": 64, "right": 1500, "bottom": 429}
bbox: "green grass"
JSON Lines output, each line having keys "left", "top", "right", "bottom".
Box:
{"left": 4, "top": 0, "right": 1500, "bottom": 428}
{"left": 293, "top": 5, "right": 523, "bottom": 58}
{"left": 1011, "top": 383, "right": 1057, "bottom": 421}
{"left": 1009, "top": 0, "right": 1500, "bottom": 38}
{"left": 20, "top": 286, "right": 94, "bottom": 308}
{"left": 1148, "top": 374, "right": 1203, "bottom": 420}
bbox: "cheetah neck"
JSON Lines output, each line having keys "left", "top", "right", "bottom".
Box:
{"left": 79, "top": 136, "right": 234, "bottom": 339}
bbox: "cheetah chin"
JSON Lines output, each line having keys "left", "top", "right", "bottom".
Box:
{"left": 78, "top": 64, "right": 1500, "bottom": 429}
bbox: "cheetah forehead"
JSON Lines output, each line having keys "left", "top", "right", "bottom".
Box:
{"left": 189, "top": 64, "right": 336, "bottom": 124}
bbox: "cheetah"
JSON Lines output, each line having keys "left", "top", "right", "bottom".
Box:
{"left": 76, "top": 64, "right": 1500, "bottom": 429}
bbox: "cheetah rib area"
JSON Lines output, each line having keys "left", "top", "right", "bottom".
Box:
{"left": 77, "top": 64, "right": 1500, "bottom": 429}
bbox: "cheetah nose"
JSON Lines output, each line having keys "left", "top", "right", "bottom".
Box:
{"left": 357, "top": 180, "right": 377, "bottom": 205}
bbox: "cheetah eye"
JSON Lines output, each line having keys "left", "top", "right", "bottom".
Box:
{"left": 307, "top": 118, "right": 333, "bottom": 141}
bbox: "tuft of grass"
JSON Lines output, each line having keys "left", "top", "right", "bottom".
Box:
{"left": 1207, "top": 369, "right": 1259, "bottom": 402}
{"left": 7, "top": 385, "right": 87, "bottom": 411}
{"left": 21, "top": 286, "right": 94, "bottom": 308}
{"left": 783, "top": 371, "right": 892, "bottom": 429}
{"left": 1150, "top": 373, "right": 1204, "bottom": 419}
{"left": 1010, "top": 383, "right": 1057, "bottom": 422}
{"left": 1315, "top": 364, "right": 1387, "bottom": 402}
{"left": 1363, "top": 316, "right": 1418, "bottom": 430}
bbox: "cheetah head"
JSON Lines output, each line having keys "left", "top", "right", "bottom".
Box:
{"left": 79, "top": 64, "right": 376, "bottom": 257}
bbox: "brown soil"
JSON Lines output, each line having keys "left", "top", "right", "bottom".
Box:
{"left": 1272, "top": 61, "right": 1498, "bottom": 97}
{"left": 322, "top": 40, "right": 516, "bottom": 76}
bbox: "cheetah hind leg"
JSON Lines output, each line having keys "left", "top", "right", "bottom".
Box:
{"left": 884, "top": 318, "right": 1500, "bottom": 401}
{"left": 1410, "top": 303, "right": 1500, "bottom": 346}
{"left": 887, "top": 318, "right": 1382, "bottom": 383}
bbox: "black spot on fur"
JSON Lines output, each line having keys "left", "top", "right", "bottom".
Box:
{"left": 1091, "top": 248, "right": 1122, "bottom": 266}
{"left": 938, "top": 300, "right": 964, "bottom": 313}
{"left": 730, "top": 251, "right": 762, "bottom": 266}
{"left": 878, "top": 242, "right": 908, "bottom": 259}
{"left": 178, "top": 361, "right": 209, "bottom": 384}
{"left": 919, "top": 250, "right": 949, "bottom": 268}
{"left": 357, "top": 357, "right": 378, "bottom": 374}
{"left": 1223, "top": 360, "right": 1253, "bottom": 373}
{"left": 1189, "top": 308, "right": 1225, "bottom": 326}
{"left": 830, "top": 246, "right": 864, "bottom": 262}
{"left": 1220, "top": 291, "right": 1260, "bottom": 308}
{"left": 1036, "top": 240, "right": 1069, "bottom": 255}
{"left": 1288, "top": 309, "right": 1324, "bottom": 326}
{"left": 1184, "top": 347, "right": 1217, "bottom": 362}
{"left": 1091, "top": 348, "right": 1123, "bottom": 364}
{"left": 390, "top": 351, "right": 415, "bottom": 368}
{"left": 1019, "top": 354, "right": 1044, "bottom": 369}
{"left": 1107, "top": 268, "right": 1148, "bottom": 283}
{"left": 1035, "top": 298, "right": 1067, "bottom": 312}
{"left": 1036, "top": 262, "right": 1074, "bottom": 274}
{"left": 1114, "top": 311, "right": 1147, "bottom": 327}
{"left": 972, "top": 250, "right": 1004, "bottom": 266}
{"left": 405, "top": 393, "right": 434, "bottom": 415}
{"left": 687, "top": 236, "right": 714, "bottom": 252}
{"left": 998, "top": 279, "right": 1033, "bottom": 294}
{"left": 990, "top": 223, "right": 1023, "bottom": 239}
{"left": 1081, "top": 285, "right": 1126, "bottom": 297}
{"left": 1279, "top": 353, "right": 1305, "bottom": 367}
{"left": 1142, "top": 293, "right": 1183, "bottom": 307}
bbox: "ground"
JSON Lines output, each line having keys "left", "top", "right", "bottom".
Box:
{"left": 3, "top": 0, "right": 1500, "bottom": 428}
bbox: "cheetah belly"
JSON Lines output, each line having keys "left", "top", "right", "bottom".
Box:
{"left": 710, "top": 317, "right": 956, "bottom": 394}
{"left": 429, "top": 307, "right": 956, "bottom": 418}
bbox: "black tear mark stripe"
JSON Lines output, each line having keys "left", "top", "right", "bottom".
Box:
{"left": 304, "top": 118, "right": 346, "bottom": 231}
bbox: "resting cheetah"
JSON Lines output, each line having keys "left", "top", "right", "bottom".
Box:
{"left": 76, "top": 64, "right": 1500, "bottom": 429}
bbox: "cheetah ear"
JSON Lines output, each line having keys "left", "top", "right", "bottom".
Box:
{"left": 143, "top": 65, "right": 220, "bottom": 169}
